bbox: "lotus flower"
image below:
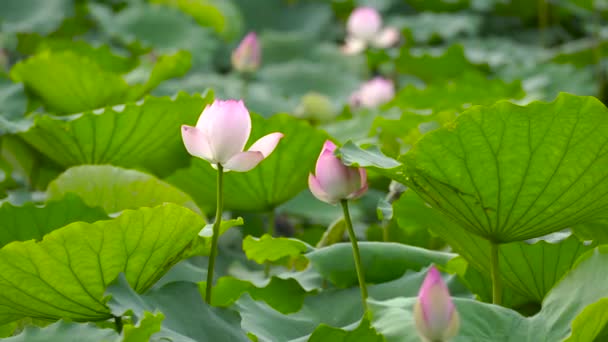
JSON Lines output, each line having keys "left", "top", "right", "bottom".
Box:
{"left": 308, "top": 141, "right": 368, "bottom": 204}
{"left": 414, "top": 266, "right": 460, "bottom": 342}
{"left": 181, "top": 100, "right": 283, "bottom": 172}
{"left": 232, "top": 32, "right": 261, "bottom": 73}
{"left": 350, "top": 77, "right": 395, "bottom": 109}
{"left": 343, "top": 7, "right": 400, "bottom": 55}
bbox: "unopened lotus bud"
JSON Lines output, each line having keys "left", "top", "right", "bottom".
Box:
{"left": 414, "top": 266, "right": 460, "bottom": 342}
{"left": 231, "top": 32, "right": 261, "bottom": 73}
{"left": 295, "top": 92, "right": 336, "bottom": 122}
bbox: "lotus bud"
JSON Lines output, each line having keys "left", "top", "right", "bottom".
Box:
{"left": 231, "top": 32, "right": 261, "bottom": 73}
{"left": 350, "top": 77, "right": 395, "bottom": 109}
{"left": 308, "top": 140, "right": 368, "bottom": 205}
{"left": 294, "top": 92, "right": 336, "bottom": 122}
{"left": 414, "top": 266, "right": 460, "bottom": 342}
{"left": 181, "top": 99, "right": 283, "bottom": 172}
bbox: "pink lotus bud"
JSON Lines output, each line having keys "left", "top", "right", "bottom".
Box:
{"left": 414, "top": 266, "right": 460, "bottom": 342}
{"left": 231, "top": 32, "right": 261, "bottom": 73}
{"left": 347, "top": 7, "right": 382, "bottom": 41}
{"left": 350, "top": 77, "right": 395, "bottom": 109}
{"left": 181, "top": 99, "right": 283, "bottom": 172}
{"left": 308, "top": 140, "right": 368, "bottom": 205}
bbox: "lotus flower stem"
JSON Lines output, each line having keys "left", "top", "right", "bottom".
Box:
{"left": 340, "top": 199, "right": 368, "bottom": 313}
{"left": 593, "top": 9, "right": 605, "bottom": 99}
{"left": 264, "top": 210, "right": 276, "bottom": 277}
{"left": 538, "top": 0, "right": 548, "bottom": 47}
{"left": 205, "top": 163, "right": 224, "bottom": 304}
{"left": 114, "top": 315, "right": 123, "bottom": 333}
{"left": 490, "top": 242, "right": 502, "bottom": 305}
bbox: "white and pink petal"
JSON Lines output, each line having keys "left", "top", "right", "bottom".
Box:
{"left": 181, "top": 125, "right": 214, "bottom": 162}
{"left": 224, "top": 151, "right": 264, "bottom": 172}
{"left": 248, "top": 132, "right": 284, "bottom": 158}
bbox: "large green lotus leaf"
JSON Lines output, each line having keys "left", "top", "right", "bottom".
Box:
{"left": 243, "top": 234, "right": 311, "bottom": 264}
{"left": 396, "top": 45, "right": 482, "bottom": 82}
{"left": 390, "top": 12, "right": 481, "bottom": 43}
{"left": 394, "top": 189, "right": 594, "bottom": 303}
{"left": 122, "top": 311, "right": 164, "bottom": 342}
{"left": 459, "top": 37, "right": 549, "bottom": 70}
{"left": 126, "top": 51, "right": 193, "bottom": 99}
{"left": 257, "top": 61, "right": 361, "bottom": 104}
{"left": 572, "top": 218, "right": 608, "bottom": 243}
{"left": 308, "top": 320, "right": 383, "bottom": 342}
{"left": 446, "top": 256, "right": 534, "bottom": 312}
{"left": 563, "top": 298, "right": 608, "bottom": 341}
{"left": 10, "top": 51, "right": 129, "bottom": 114}
{"left": 403, "top": 93, "right": 608, "bottom": 242}
{"left": 498, "top": 62, "right": 596, "bottom": 101}
{"left": 236, "top": 268, "right": 463, "bottom": 341}
{"left": 0, "top": 204, "right": 204, "bottom": 324}
{"left": 0, "top": 135, "right": 63, "bottom": 191}
{"left": 167, "top": 113, "right": 327, "bottom": 212}
{"left": 232, "top": 0, "right": 332, "bottom": 37}
{"left": 89, "top": 2, "right": 217, "bottom": 67}
{"left": 46, "top": 166, "right": 199, "bottom": 214}
{"left": 307, "top": 242, "right": 455, "bottom": 288}
{"left": 10, "top": 50, "right": 192, "bottom": 114}
{"left": 18, "top": 92, "right": 211, "bottom": 176}
{"left": 370, "top": 246, "right": 608, "bottom": 341}
{"left": 371, "top": 109, "right": 458, "bottom": 155}
{"left": 3, "top": 320, "right": 118, "bottom": 342}
{"left": 393, "top": 71, "right": 525, "bottom": 112}
{"left": 122, "top": 311, "right": 165, "bottom": 342}
{"left": 152, "top": 72, "right": 295, "bottom": 116}
{"left": 150, "top": 0, "right": 243, "bottom": 40}
{"left": 27, "top": 38, "right": 137, "bottom": 74}
{"left": 0, "top": 0, "right": 73, "bottom": 35}
{"left": 206, "top": 275, "right": 311, "bottom": 314}
{"left": 0, "top": 76, "right": 28, "bottom": 127}
{"left": 106, "top": 274, "right": 250, "bottom": 342}
{"left": 0, "top": 194, "right": 106, "bottom": 248}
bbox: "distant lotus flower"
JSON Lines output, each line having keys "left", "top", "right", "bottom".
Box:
{"left": 308, "top": 140, "right": 368, "bottom": 205}
{"left": 232, "top": 32, "right": 261, "bottom": 73}
{"left": 343, "top": 7, "right": 400, "bottom": 55}
{"left": 181, "top": 99, "right": 283, "bottom": 172}
{"left": 350, "top": 77, "right": 395, "bottom": 109}
{"left": 414, "top": 266, "right": 460, "bottom": 342}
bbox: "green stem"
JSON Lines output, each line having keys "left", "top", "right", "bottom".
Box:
{"left": 267, "top": 210, "right": 276, "bottom": 237}
{"left": 114, "top": 315, "right": 123, "bottom": 334}
{"left": 205, "top": 164, "right": 224, "bottom": 304}
{"left": 264, "top": 210, "right": 276, "bottom": 277}
{"left": 593, "top": 9, "right": 605, "bottom": 100}
{"left": 340, "top": 199, "right": 368, "bottom": 313}
{"left": 490, "top": 242, "right": 502, "bottom": 305}
{"left": 538, "top": 0, "right": 548, "bottom": 47}
{"left": 382, "top": 222, "right": 390, "bottom": 242}
{"left": 241, "top": 72, "right": 251, "bottom": 98}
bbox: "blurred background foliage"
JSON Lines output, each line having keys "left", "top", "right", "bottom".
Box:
{"left": 0, "top": 1, "right": 608, "bottom": 339}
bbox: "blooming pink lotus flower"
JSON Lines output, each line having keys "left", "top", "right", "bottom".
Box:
{"left": 350, "top": 77, "right": 395, "bottom": 109}
{"left": 308, "top": 141, "right": 368, "bottom": 204}
{"left": 181, "top": 100, "right": 283, "bottom": 172}
{"left": 231, "top": 32, "right": 261, "bottom": 73}
{"left": 343, "top": 7, "right": 400, "bottom": 55}
{"left": 414, "top": 266, "right": 460, "bottom": 342}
